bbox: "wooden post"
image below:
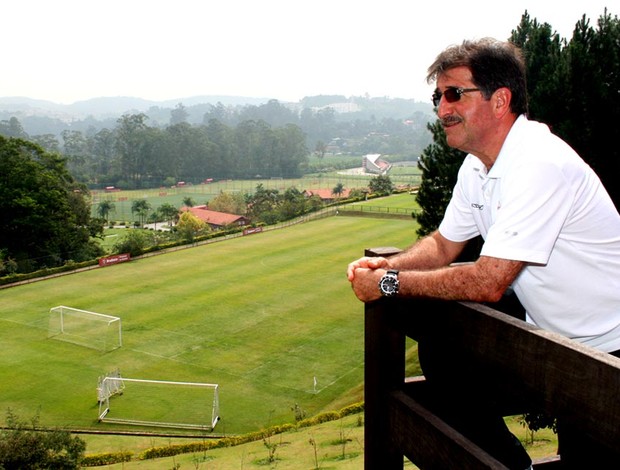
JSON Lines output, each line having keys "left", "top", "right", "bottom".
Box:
{"left": 364, "top": 247, "right": 405, "bottom": 469}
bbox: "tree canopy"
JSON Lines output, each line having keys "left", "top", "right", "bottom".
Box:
{"left": 511, "top": 9, "right": 620, "bottom": 210}
{"left": 0, "top": 136, "right": 104, "bottom": 273}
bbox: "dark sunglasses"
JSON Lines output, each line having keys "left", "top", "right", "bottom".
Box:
{"left": 432, "top": 87, "right": 480, "bottom": 107}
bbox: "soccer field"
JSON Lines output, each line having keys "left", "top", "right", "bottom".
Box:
{"left": 0, "top": 215, "right": 419, "bottom": 435}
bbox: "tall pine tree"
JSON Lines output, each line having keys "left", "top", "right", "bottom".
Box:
{"left": 512, "top": 9, "right": 620, "bottom": 209}
{"left": 415, "top": 120, "right": 465, "bottom": 236}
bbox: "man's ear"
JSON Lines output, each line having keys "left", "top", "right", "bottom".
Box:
{"left": 492, "top": 87, "right": 512, "bottom": 117}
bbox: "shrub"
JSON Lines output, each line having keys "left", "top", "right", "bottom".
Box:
{"left": 0, "top": 410, "right": 86, "bottom": 469}
{"left": 81, "top": 451, "right": 133, "bottom": 466}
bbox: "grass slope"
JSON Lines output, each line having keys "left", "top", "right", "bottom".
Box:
{"left": 81, "top": 414, "right": 556, "bottom": 469}
{"left": 0, "top": 215, "right": 419, "bottom": 436}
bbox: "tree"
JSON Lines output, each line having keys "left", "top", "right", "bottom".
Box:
{"left": 131, "top": 199, "right": 151, "bottom": 227}
{"left": 511, "top": 9, "right": 620, "bottom": 209}
{"left": 0, "top": 409, "right": 85, "bottom": 469}
{"left": 112, "top": 229, "right": 152, "bottom": 256}
{"left": 332, "top": 182, "right": 345, "bottom": 199}
{"left": 415, "top": 120, "right": 466, "bottom": 236}
{"left": 115, "top": 113, "right": 150, "bottom": 188}
{"left": 97, "top": 200, "right": 116, "bottom": 223}
{"left": 0, "top": 249, "right": 18, "bottom": 276}
{"left": 314, "top": 140, "right": 327, "bottom": 159}
{"left": 561, "top": 11, "right": 620, "bottom": 210}
{"left": 30, "top": 134, "right": 60, "bottom": 153}
{"left": 208, "top": 191, "right": 246, "bottom": 215}
{"left": 0, "top": 136, "right": 104, "bottom": 272}
{"left": 170, "top": 102, "right": 189, "bottom": 125}
{"left": 91, "top": 128, "right": 117, "bottom": 179}
{"left": 176, "top": 211, "right": 207, "bottom": 241}
{"left": 279, "top": 187, "right": 308, "bottom": 219}
{"left": 0, "top": 117, "right": 28, "bottom": 138}
{"left": 246, "top": 184, "right": 281, "bottom": 224}
{"left": 368, "top": 175, "right": 394, "bottom": 197}
{"left": 158, "top": 202, "right": 179, "bottom": 226}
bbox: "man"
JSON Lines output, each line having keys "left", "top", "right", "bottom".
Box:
{"left": 347, "top": 38, "right": 620, "bottom": 469}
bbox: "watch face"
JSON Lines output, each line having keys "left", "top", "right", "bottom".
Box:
{"left": 379, "top": 275, "right": 399, "bottom": 296}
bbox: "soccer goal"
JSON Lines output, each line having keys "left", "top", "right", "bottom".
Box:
{"left": 48, "top": 305, "right": 122, "bottom": 353}
{"left": 97, "top": 375, "right": 220, "bottom": 431}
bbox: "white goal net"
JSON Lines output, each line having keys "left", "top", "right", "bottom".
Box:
{"left": 48, "top": 305, "right": 122, "bottom": 353}
{"left": 97, "top": 368, "right": 125, "bottom": 403}
{"left": 97, "top": 375, "right": 220, "bottom": 431}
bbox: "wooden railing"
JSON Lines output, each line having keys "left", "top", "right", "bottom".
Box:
{"left": 363, "top": 248, "right": 620, "bottom": 469}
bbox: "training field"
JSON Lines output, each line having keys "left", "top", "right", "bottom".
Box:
{"left": 0, "top": 215, "right": 418, "bottom": 435}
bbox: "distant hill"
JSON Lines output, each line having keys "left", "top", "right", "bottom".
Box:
{"left": 0, "top": 95, "right": 273, "bottom": 120}
{"left": 0, "top": 94, "right": 434, "bottom": 140}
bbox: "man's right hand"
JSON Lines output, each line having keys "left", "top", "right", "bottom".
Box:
{"left": 346, "top": 256, "right": 390, "bottom": 281}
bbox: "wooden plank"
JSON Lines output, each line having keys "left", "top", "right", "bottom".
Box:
{"left": 439, "top": 301, "right": 620, "bottom": 453}
{"left": 389, "top": 386, "right": 510, "bottom": 469}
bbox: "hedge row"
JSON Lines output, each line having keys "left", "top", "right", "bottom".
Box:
{"left": 81, "top": 450, "right": 133, "bottom": 466}
{"left": 80, "top": 402, "right": 364, "bottom": 465}
{"left": 0, "top": 259, "right": 99, "bottom": 286}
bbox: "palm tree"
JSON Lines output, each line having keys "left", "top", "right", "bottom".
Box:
{"left": 97, "top": 200, "right": 115, "bottom": 224}
{"left": 158, "top": 203, "right": 180, "bottom": 227}
{"left": 332, "top": 182, "right": 345, "bottom": 201}
{"left": 131, "top": 199, "right": 151, "bottom": 227}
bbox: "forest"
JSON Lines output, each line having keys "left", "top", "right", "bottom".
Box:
{"left": 0, "top": 96, "right": 433, "bottom": 189}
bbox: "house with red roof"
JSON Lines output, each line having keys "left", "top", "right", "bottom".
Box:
{"left": 180, "top": 205, "right": 250, "bottom": 229}
{"left": 303, "top": 188, "right": 352, "bottom": 203}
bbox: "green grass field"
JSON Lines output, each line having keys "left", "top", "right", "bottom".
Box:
{"left": 0, "top": 214, "right": 420, "bottom": 438}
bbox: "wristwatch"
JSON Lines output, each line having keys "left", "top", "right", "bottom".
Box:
{"left": 378, "top": 269, "right": 400, "bottom": 297}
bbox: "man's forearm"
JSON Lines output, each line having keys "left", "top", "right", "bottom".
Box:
{"left": 386, "top": 231, "right": 466, "bottom": 271}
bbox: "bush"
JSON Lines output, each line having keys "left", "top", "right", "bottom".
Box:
{"left": 0, "top": 410, "right": 86, "bottom": 469}
{"left": 81, "top": 451, "right": 133, "bottom": 466}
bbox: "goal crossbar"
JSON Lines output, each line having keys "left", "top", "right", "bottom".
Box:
{"left": 52, "top": 305, "right": 120, "bottom": 322}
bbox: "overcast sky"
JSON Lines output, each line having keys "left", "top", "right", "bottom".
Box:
{"left": 2, "top": 0, "right": 616, "bottom": 104}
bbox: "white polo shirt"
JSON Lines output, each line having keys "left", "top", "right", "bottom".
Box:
{"left": 439, "top": 115, "right": 620, "bottom": 352}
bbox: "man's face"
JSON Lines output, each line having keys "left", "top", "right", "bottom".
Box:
{"left": 435, "top": 66, "right": 496, "bottom": 159}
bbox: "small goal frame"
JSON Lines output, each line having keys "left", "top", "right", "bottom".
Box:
{"left": 48, "top": 305, "right": 122, "bottom": 353}
{"left": 98, "top": 377, "right": 220, "bottom": 431}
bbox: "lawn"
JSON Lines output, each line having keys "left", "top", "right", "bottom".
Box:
{"left": 79, "top": 413, "right": 556, "bottom": 469}
{"left": 0, "top": 215, "right": 420, "bottom": 437}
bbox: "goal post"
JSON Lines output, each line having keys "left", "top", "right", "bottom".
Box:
{"left": 97, "top": 368, "right": 125, "bottom": 403}
{"left": 97, "top": 376, "right": 220, "bottom": 431}
{"left": 48, "top": 305, "right": 122, "bottom": 353}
